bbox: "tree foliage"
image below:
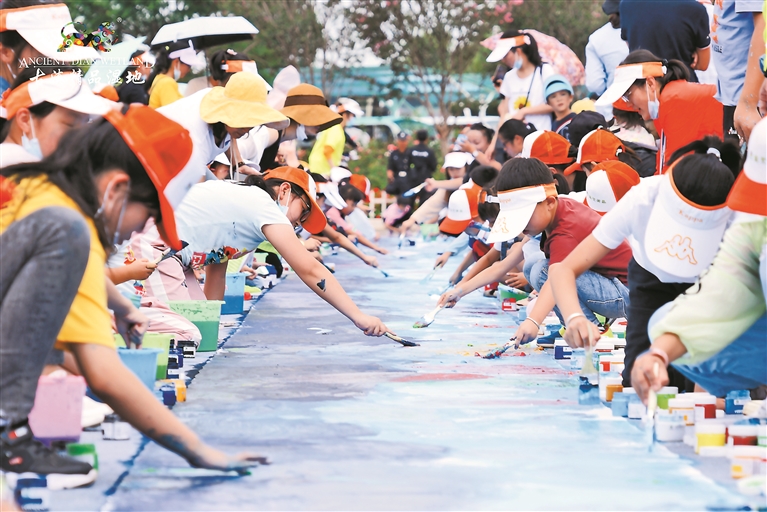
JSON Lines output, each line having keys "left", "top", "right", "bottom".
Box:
{"left": 340, "top": 0, "right": 519, "bottom": 151}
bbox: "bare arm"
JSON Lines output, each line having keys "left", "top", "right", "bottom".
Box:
{"left": 691, "top": 46, "right": 710, "bottom": 71}
{"left": 734, "top": 12, "right": 765, "bottom": 141}
{"left": 322, "top": 226, "right": 379, "bottom": 267}
{"left": 263, "top": 223, "right": 387, "bottom": 335}
{"left": 203, "top": 262, "right": 227, "bottom": 301}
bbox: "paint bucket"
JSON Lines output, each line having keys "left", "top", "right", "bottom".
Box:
{"left": 656, "top": 387, "right": 678, "bottom": 410}
{"left": 222, "top": 273, "right": 246, "bottom": 315}
{"left": 140, "top": 333, "right": 173, "bottom": 380}
{"left": 730, "top": 446, "right": 767, "bottom": 479}
{"left": 177, "top": 339, "right": 197, "bottom": 358}
{"left": 497, "top": 284, "right": 528, "bottom": 301}
{"left": 695, "top": 421, "right": 726, "bottom": 453}
{"left": 611, "top": 392, "right": 629, "bottom": 417}
{"left": 9, "top": 473, "right": 49, "bottom": 511}
{"left": 66, "top": 443, "right": 98, "bottom": 471}
{"left": 627, "top": 394, "right": 646, "bottom": 419}
{"left": 28, "top": 372, "right": 86, "bottom": 445}
{"left": 168, "top": 300, "right": 224, "bottom": 352}
{"left": 655, "top": 412, "right": 685, "bottom": 442}
{"left": 606, "top": 383, "right": 623, "bottom": 403}
{"left": 160, "top": 384, "right": 176, "bottom": 406}
{"left": 117, "top": 348, "right": 162, "bottom": 391}
{"left": 570, "top": 348, "right": 585, "bottom": 370}
{"left": 102, "top": 414, "right": 130, "bottom": 440}
{"left": 501, "top": 298, "right": 518, "bottom": 312}
{"left": 121, "top": 289, "right": 141, "bottom": 309}
{"left": 728, "top": 424, "right": 760, "bottom": 446}
{"left": 725, "top": 390, "right": 751, "bottom": 414}
{"left": 554, "top": 339, "right": 572, "bottom": 360}
{"left": 599, "top": 373, "right": 622, "bottom": 402}
{"left": 668, "top": 397, "right": 696, "bottom": 426}
{"left": 518, "top": 306, "right": 527, "bottom": 322}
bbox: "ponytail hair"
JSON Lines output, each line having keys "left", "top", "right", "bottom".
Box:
{"left": 498, "top": 119, "right": 536, "bottom": 143}
{"left": 620, "top": 49, "right": 689, "bottom": 90}
{"left": 500, "top": 29, "right": 543, "bottom": 68}
{"left": 209, "top": 49, "right": 251, "bottom": 84}
{"left": 666, "top": 136, "right": 739, "bottom": 206}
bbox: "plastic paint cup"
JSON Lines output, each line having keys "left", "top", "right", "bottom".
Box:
{"left": 570, "top": 348, "right": 585, "bottom": 370}
{"left": 695, "top": 421, "right": 726, "bottom": 454}
{"left": 725, "top": 390, "right": 751, "bottom": 414}
{"left": 627, "top": 395, "right": 646, "bottom": 419}
{"left": 554, "top": 339, "right": 572, "bottom": 360}
{"left": 222, "top": 273, "right": 246, "bottom": 315}
{"left": 168, "top": 300, "right": 224, "bottom": 352}
{"left": 656, "top": 387, "right": 678, "bottom": 410}
{"left": 668, "top": 397, "right": 696, "bottom": 426}
{"left": 66, "top": 443, "right": 98, "bottom": 471}
{"left": 606, "top": 383, "right": 623, "bottom": 402}
{"left": 728, "top": 424, "right": 760, "bottom": 446}
{"left": 11, "top": 473, "right": 49, "bottom": 511}
{"left": 139, "top": 333, "right": 173, "bottom": 380}
{"left": 655, "top": 412, "right": 685, "bottom": 442}
{"left": 28, "top": 372, "right": 86, "bottom": 445}
{"left": 118, "top": 348, "right": 162, "bottom": 391}
{"left": 518, "top": 306, "right": 527, "bottom": 322}
{"left": 102, "top": 414, "right": 130, "bottom": 441}
{"left": 599, "top": 374, "right": 622, "bottom": 402}
{"left": 611, "top": 392, "right": 629, "bottom": 417}
{"left": 160, "top": 384, "right": 176, "bottom": 406}
{"left": 730, "top": 446, "right": 767, "bottom": 479}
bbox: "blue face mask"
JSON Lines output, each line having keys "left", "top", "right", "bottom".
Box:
{"left": 647, "top": 83, "right": 660, "bottom": 120}
{"left": 513, "top": 54, "right": 523, "bottom": 70}
{"left": 173, "top": 63, "right": 181, "bottom": 81}
{"left": 21, "top": 119, "right": 42, "bottom": 160}
{"left": 276, "top": 190, "right": 291, "bottom": 216}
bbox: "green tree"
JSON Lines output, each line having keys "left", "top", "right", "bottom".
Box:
{"left": 340, "top": 0, "right": 521, "bottom": 154}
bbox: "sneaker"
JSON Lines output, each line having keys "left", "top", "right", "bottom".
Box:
{"left": 1, "top": 421, "right": 96, "bottom": 490}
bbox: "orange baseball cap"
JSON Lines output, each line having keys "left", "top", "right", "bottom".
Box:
{"left": 612, "top": 96, "right": 639, "bottom": 113}
{"left": 520, "top": 130, "right": 573, "bottom": 165}
{"left": 564, "top": 129, "right": 626, "bottom": 175}
{"left": 440, "top": 182, "right": 483, "bottom": 235}
{"left": 348, "top": 174, "right": 371, "bottom": 202}
{"left": 262, "top": 166, "right": 327, "bottom": 234}
{"left": 104, "top": 106, "right": 195, "bottom": 251}
{"left": 584, "top": 161, "right": 640, "bottom": 215}
{"left": 727, "top": 117, "right": 766, "bottom": 216}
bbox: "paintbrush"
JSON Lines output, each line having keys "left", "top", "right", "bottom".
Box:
{"left": 397, "top": 232, "right": 406, "bottom": 249}
{"left": 402, "top": 182, "right": 426, "bottom": 198}
{"left": 481, "top": 337, "right": 517, "bottom": 359}
{"left": 577, "top": 325, "right": 599, "bottom": 405}
{"left": 384, "top": 332, "right": 419, "bottom": 347}
{"left": 645, "top": 362, "right": 659, "bottom": 452}
{"left": 419, "top": 263, "right": 444, "bottom": 285}
{"left": 375, "top": 268, "right": 390, "bottom": 278}
{"left": 413, "top": 305, "right": 443, "bottom": 328}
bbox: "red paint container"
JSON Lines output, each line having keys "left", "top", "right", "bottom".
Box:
{"left": 728, "top": 425, "right": 759, "bottom": 446}
{"left": 502, "top": 298, "right": 518, "bottom": 312}
{"left": 693, "top": 395, "right": 717, "bottom": 421}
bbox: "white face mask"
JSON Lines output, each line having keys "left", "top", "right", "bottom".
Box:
{"left": 513, "top": 54, "right": 523, "bottom": 70}
{"left": 646, "top": 82, "right": 660, "bottom": 120}
{"left": 275, "top": 189, "right": 291, "bottom": 216}
{"left": 21, "top": 118, "right": 42, "bottom": 160}
{"left": 296, "top": 124, "right": 307, "bottom": 142}
{"left": 173, "top": 63, "right": 181, "bottom": 81}
{"left": 6, "top": 61, "right": 17, "bottom": 81}
{"left": 95, "top": 179, "right": 130, "bottom": 246}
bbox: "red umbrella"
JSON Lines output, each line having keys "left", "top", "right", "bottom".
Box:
{"left": 481, "top": 30, "right": 585, "bottom": 86}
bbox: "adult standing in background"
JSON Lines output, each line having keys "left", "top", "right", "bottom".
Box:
{"left": 409, "top": 130, "right": 437, "bottom": 187}
{"left": 486, "top": 30, "right": 555, "bottom": 131}
{"left": 620, "top": 0, "right": 711, "bottom": 81}
{"left": 585, "top": 0, "right": 630, "bottom": 120}
{"left": 711, "top": 0, "right": 764, "bottom": 141}
{"left": 385, "top": 132, "right": 415, "bottom": 196}
{"left": 308, "top": 97, "right": 362, "bottom": 176}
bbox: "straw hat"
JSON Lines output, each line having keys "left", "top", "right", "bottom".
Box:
{"left": 200, "top": 72, "right": 289, "bottom": 130}
{"left": 280, "top": 84, "right": 341, "bottom": 132}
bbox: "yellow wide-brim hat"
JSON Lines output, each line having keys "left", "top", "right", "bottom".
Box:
{"left": 200, "top": 72, "right": 289, "bottom": 130}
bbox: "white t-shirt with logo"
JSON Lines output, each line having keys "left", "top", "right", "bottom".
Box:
{"left": 499, "top": 63, "right": 556, "bottom": 132}
{"left": 175, "top": 180, "right": 291, "bottom": 268}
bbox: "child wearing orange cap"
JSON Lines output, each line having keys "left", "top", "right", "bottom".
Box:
{"left": 1, "top": 106, "right": 261, "bottom": 487}
{"left": 634, "top": 119, "right": 767, "bottom": 403}
{"left": 548, "top": 137, "right": 740, "bottom": 388}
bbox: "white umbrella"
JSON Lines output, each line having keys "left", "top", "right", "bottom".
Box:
{"left": 151, "top": 16, "right": 259, "bottom": 50}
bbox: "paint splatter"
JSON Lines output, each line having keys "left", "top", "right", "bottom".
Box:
{"left": 317, "top": 279, "right": 326, "bottom": 291}
{"left": 392, "top": 373, "right": 491, "bottom": 382}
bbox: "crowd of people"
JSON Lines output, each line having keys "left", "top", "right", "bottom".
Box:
{"left": 0, "top": 0, "right": 765, "bottom": 500}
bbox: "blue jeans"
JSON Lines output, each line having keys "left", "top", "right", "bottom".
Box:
{"left": 671, "top": 314, "right": 767, "bottom": 397}
{"left": 524, "top": 258, "right": 630, "bottom": 324}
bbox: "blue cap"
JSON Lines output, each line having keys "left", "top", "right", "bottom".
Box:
{"left": 544, "top": 74, "right": 574, "bottom": 100}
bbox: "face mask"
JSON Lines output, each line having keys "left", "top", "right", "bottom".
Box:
{"left": 95, "top": 179, "right": 130, "bottom": 245}
{"left": 275, "top": 189, "right": 291, "bottom": 216}
{"left": 296, "top": 124, "right": 307, "bottom": 142}
{"left": 21, "top": 118, "right": 42, "bottom": 160}
{"left": 173, "top": 63, "right": 181, "bottom": 81}
{"left": 6, "top": 61, "right": 17, "bottom": 81}
{"left": 646, "top": 83, "right": 660, "bottom": 120}
{"left": 513, "top": 55, "right": 523, "bottom": 70}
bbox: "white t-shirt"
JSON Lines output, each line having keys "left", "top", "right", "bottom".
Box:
{"left": 236, "top": 125, "right": 273, "bottom": 165}
{"left": 499, "top": 63, "right": 556, "bottom": 131}
{"left": 158, "top": 89, "right": 231, "bottom": 182}
{"left": 0, "top": 142, "right": 39, "bottom": 167}
{"left": 174, "top": 180, "right": 291, "bottom": 267}
{"left": 592, "top": 176, "right": 732, "bottom": 283}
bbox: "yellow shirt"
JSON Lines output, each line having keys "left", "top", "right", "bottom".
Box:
{"left": 308, "top": 124, "right": 345, "bottom": 176}
{"left": 0, "top": 176, "right": 114, "bottom": 350}
{"left": 148, "top": 74, "right": 183, "bottom": 109}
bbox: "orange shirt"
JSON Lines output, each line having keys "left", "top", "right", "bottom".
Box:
{"left": 656, "top": 80, "right": 723, "bottom": 174}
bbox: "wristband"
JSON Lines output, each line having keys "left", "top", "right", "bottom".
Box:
{"left": 565, "top": 312, "right": 586, "bottom": 330}
{"left": 648, "top": 347, "right": 670, "bottom": 367}
{"left": 524, "top": 317, "right": 540, "bottom": 329}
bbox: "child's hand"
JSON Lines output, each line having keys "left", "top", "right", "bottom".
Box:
{"left": 514, "top": 319, "right": 540, "bottom": 345}
{"left": 353, "top": 313, "right": 388, "bottom": 336}
{"left": 433, "top": 252, "right": 450, "bottom": 269}
{"left": 438, "top": 287, "right": 462, "bottom": 308}
{"left": 126, "top": 258, "right": 157, "bottom": 280}
{"left": 504, "top": 272, "right": 528, "bottom": 288}
{"left": 302, "top": 238, "right": 322, "bottom": 252}
{"left": 631, "top": 352, "right": 670, "bottom": 405}
{"left": 448, "top": 270, "right": 462, "bottom": 286}
{"left": 363, "top": 254, "right": 379, "bottom": 268}
{"left": 424, "top": 178, "right": 437, "bottom": 192}
{"left": 375, "top": 246, "right": 388, "bottom": 255}
{"left": 563, "top": 315, "right": 601, "bottom": 349}
{"left": 115, "top": 307, "right": 149, "bottom": 348}
{"left": 186, "top": 444, "right": 269, "bottom": 472}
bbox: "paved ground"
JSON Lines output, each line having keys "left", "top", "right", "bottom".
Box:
{"left": 53, "top": 237, "right": 752, "bottom": 511}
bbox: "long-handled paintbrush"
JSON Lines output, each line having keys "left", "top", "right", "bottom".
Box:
{"left": 402, "top": 183, "right": 426, "bottom": 198}
{"left": 384, "top": 332, "right": 419, "bottom": 347}
{"left": 577, "top": 325, "right": 599, "bottom": 405}
{"left": 419, "top": 263, "right": 443, "bottom": 285}
{"left": 480, "top": 337, "right": 517, "bottom": 359}
{"left": 413, "top": 305, "right": 443, "bottom": 328}
{"left": 645, "top": 362, "right": 659, "bottom": 452}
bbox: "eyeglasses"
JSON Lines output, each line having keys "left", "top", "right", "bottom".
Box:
{"left": 298, "top": 194, "right": 311, "bottom": 224}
